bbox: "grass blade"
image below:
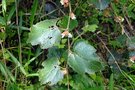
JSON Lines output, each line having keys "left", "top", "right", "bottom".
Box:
{"left": 109, "top": 73, "right": 114, "bottom": 90}
{"left": 30, "top": 0, "right": 38, "bottom": 26}
{"left": 0, "top": 62, "right": 15, "bottom": 82}
{"left": 6, "top": 50, "right": 27, "bottom": 76}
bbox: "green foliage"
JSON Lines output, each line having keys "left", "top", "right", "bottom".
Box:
{"left": 109, "top": 74, "right": 114, "bottom": 90}
{"left": 0, "top": 16, "right": 6, "bottom": 26}
{"left": 89, "top": 0, "right": 111, "bottom": 10}
{"left": 127, "top": 4, "right": 135, "bottom": 19}
{"left": 27, "top": 19, "right": 61, "bottom": 49}
{"left": 1, "top": 0, "right": 135, "bottom": 89}
{"left": 58, "top": 16, "right": 78, "bottom": 31}
{"left": 38, "top": 58, "right": 64, "bottom": 85}
{"left": 68, "top": 40, "right": 103, "bottom": 74}
{"left": 30, "top": 0, "right": 38, "bottom": 26}
{"left": 2, "top": 0, "right": 7, "bottom": 14}
{"left": 82, "top": 24, "right": 98, "bottom": 32}
{"left": 0, "top": 62, "right": 15, "bottom": 82}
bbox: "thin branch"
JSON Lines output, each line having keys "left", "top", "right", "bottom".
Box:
{"left": 66, "top": 1, "right": 73, "bottom": 90}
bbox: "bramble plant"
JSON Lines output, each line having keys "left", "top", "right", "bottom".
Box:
{"left": 0, "top": 0, "right": 135, "bottom": 90}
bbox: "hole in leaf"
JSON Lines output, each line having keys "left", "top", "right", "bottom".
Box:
{"left": 49, "top": 25, "right": 55, "bottom": 30}
{"left": 54, "top": 66, "right": 57, "bottom": 68}
{"left": 48, "top": 36, "right": 52, "bottom": 39}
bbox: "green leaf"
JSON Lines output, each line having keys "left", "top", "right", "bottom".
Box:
{"left": 30, "top": 0, "right": 38, "bottom": 26}
{"left": 58, "top": 16, "right": 78, "bottom": 31}
{"left": 0, "top": 16, "right": 6, "bottom": 26}
{"left": 6, "top": 83, "right": 19, "bottom": 90}
{"left": 71, "top": 74, "right": 95, "bottom": 90}
{"left": 7, "top": 5, "right": 15, "bottom": 22}
{"left": 0, "top": 32, "right": 6, "bottom": 40}
{"left": 82, "top": 24, "right": 98, "bottom": 32}
{"left": 89, "top": 0, "right": 111, "bottom": 10}
{"left": 109, "top": 40, "right": 122, "bottom": 48}
{"left": 109, "top": 73, "right": 114, "bottom": 90}
{"left": 0, "top": 62, "right": 15, "bottom": 82}
{"left": 38, "top": 58, "right": 64, "bottom": 85}
{"left": 2, "top": 0, "right": 6, "bottom": 13}
{"left": 27, "top": 19, "right": 61, "bottom": 49}
{"left": 127, "top": 37, "right": 135, "bottom": 50}
{"left": 127, "top": 4, "right": 135, "bottom": 20}
{"left": 120, "top": 0, "right": 127, "bottom": 4}
{"left": 68, "top": 40, "right": 104, "bottom": 74}
{"left": 6, "top": 50, "right": 27, "bottom": 76}
{"left": 47, "top": 47, "right": 62, "bottom": 59}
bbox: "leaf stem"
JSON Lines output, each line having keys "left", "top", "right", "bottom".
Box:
{"left": 26, "top": 73, "right": 39, "bottom": 77}
{"left": 66, "top": 1, "right": 73, "bottom": 90}
{"left": 66, "top": 2, "right": 72, "bottom": 30}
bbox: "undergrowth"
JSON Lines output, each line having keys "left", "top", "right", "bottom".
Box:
{"left": 0, "top": 0, "right": 135, "bottom": 90}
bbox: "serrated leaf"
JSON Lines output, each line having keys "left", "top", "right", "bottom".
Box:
{"left": 89, "top": 0, "right": 111, "bottom": 10}
{"left": 27, "top": 19, "right": 61, "bottom": 49}
{"left": 71, "top": 74, "right": 95, "bottom": 90}
{"left": 68, "top": 40, "right": 103, "bottom": 74}
{"left": 82, "top": 24, "right": 98, "bottom": 32}
{"left": 38, "top": 58, "right": 64, "bottom": 85}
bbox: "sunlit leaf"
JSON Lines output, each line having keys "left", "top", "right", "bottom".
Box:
{"left": 38, "top": 58, "right": 64, "bottom": 85}
{"left": 27, "top": 19, "right": 61, "bottom": 49}
{"left": 2, "top": 0, "right": 6, "bottom": 12}
{"left": 68, "top": 40, "right": 104, "bottom": 74}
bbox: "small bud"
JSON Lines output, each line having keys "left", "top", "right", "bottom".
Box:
{"left": 70, "top": 12, "right": 76, "bottom": 20}
{"left": 130, "top": 56, "right": 135, "bottom": 63}
{"left": 60, "top": 0, "right": 69, "bottom": 7}
{"left": 62, "top": 68, "right": 68, "bottom": 75}
{"left": 68, "top": 33, "right": 73, "bottom": 38}
{"left": 114, "top": 16, "right": 124, "bottom": 23}
{"left": 61, "top": 30, "right": 72, "bottom": 38}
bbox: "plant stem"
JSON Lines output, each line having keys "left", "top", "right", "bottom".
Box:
{"left": 15, "top": 0, "right": 22, "bottom": 63}
{"left": 26, "top": 73, "right": 39, "bottom": 77}
{"left": 66, "top": 1, "right": 73, "bottom": 90}
{"left": 0, "top": 40, "right": 6, "bottom": 64}
{"left": 66, "top": 2, "right": 72, "bottom": 30}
